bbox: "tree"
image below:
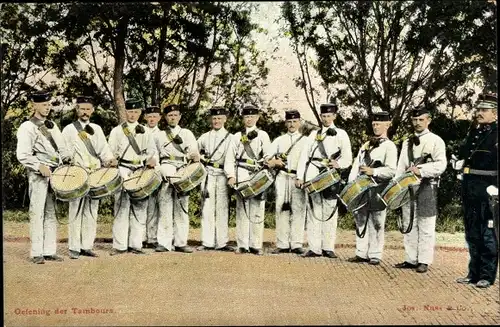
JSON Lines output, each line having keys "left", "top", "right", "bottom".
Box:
{"left": 281, "top": 0, "right": 497, "bottom": 134}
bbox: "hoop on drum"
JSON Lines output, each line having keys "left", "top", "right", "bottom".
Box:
{"left": 380, "top": 172, "right": 421, "bottom": 210}
{"left": 123, "top": 168, "right": 162, "bottom": 200}
{"left": 171, "top": 162, "right": 207, "bottom": 194}
{"left": 339, "top": 175, "right": 378, "bottom": 213}
{"left": 88, "top": 167, "right": 123, "bottom": 199}
{"left": 234, "top": 169, "right": 274, "bottom": 200}
{"left": 50, "top": 165, "right": 90, "bottom": 201}
{"left": 303, "top": 169, "right": 341, "bottom": 195}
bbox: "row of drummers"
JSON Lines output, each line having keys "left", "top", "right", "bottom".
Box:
{"left": 18, "top": 93, "right": 444, "bottom": 266}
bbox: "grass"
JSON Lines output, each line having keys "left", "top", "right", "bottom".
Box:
{"left": 3, "top": 205, "right": 465, "bottom": 233}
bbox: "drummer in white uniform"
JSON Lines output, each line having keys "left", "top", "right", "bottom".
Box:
{"left": 142, "top": 105, "right": 162, "bottom": 249}
{"left": 296, "top": 103, "right": 353, "bottom": 258}
{"left": 197, "top": 107, "right": 234, "bottom": 252}
{"left": 62, "top": 95, "right": 117, "bottom": 259}
{"left": 394, "top": 106, "right": 447, "bottom": 273}
{"left": 108, "top": 99, "right": 158, "bottom": 255}
{"left": 265, "top": 110, "right": 308, "bottom": 255}
{"left": 225, "top": 104, "right": 271, "bottom": 255}
{"left": 346, "top": 111, "right": 398, "bottom": 265}
{"left": 16, "top": 91, "right": 72, "bottom": 264}
{"left": 155, "top": 104, "right": 199, "bottom": 254}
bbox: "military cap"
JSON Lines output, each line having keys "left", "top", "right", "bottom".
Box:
{"left": 144, "top": 105, "right": 161, "bottom": 114}
{"left": 411, "top": 106, "right": 431, "bottom": 117}
{"left": 209, "top": 106, "right": 228, "bottom": 116}
{"left": 163, "top": 104, "right": 182, "bottom": 114}
{"left": 285, "top": 110, "right": 301, "bottom": 120}
{"left": 320, "top": 103, "right": 338, "bottom": 114}
{"left": 125, "top": 98, "right": 143, "bottom": 110}
{"left": 372, "top": 111, "right": 391, "bottom": 121}
{"left": 242, "top": 104, "right": 259, "bottom": 116}
{"left": 30, "top": 92, "right": 51, "bottom": 103}
{"left": 76, "top": 95, "right": 94, "bottom": 104}
{"left": 475, "top": 93, "right": 497, "bottom": 110}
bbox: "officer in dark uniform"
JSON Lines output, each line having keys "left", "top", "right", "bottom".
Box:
{"left": 455, "top": 93, "right": 498, "bottom": 288}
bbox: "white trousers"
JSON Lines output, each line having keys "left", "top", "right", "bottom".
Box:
{"left": 235, "top": 167, "right": 265, "bottom": 250}
{"left": 156, "top": 183, "right": 189, "bottom": 249}
{"left": 354, "top": 208, "right": 386, "bottom": 260}
{"left": 200, "top": 173, "right": 229, "bottom": 248}
{"left": 112, "top": 167, "right": 147, "bottom": 251}
{"left": 143, "top": 193, "right": 159, "bottom": 244}
{"left": 28, "top": 172, "right": 58, "bottom": 257}
{"left": 402, "top": 204, "right": 436, "bottom": 265}
{"left": 68, "top": 197, "right": 99, "bottom": 252}
{"left": 274, "top": 172, "right": 306, "bottom": 249}
{"left": 306, "top": 193, "right": 338, "bottom": 254}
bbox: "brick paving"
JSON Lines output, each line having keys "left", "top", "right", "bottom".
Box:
{"left": 3, "top": 223, "right": 499, "bottom": 326}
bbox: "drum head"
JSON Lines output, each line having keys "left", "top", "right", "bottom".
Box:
{"left": 51, "top": 166, "right": 88, "bottom": 192}
{"left": 124, "top": 168, "right": 156, "bottom": 191}
{"left": 387, "top": 188, "right": 410, "bottom": 210}
{"left": 174, "top": 163, "right": 200, "bottom": 178}
{"left": 89, "top": 168, "right": 119, "bottom": 188}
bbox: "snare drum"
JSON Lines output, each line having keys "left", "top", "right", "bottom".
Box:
{"left": 235, "top": 169, "right": 274, "bottom": 199}
{"left": 380, "top": 172, "right": 421, "bottom": 210}
{"left": 339, "top": 175, "right": 377, "bottom": 212}
{"left": 50, "top": 165, "right": 90, "bottom": 201}
{"left": 88, "top": 167, "right": 123, "bottom": 199}
{"left": 304, "top": 169, "right": 341, "bottom": 195}
{"left": 171, "top": 162, "right": 207, "bottom": 194}
{"left": 123, "top": 168, "right": 162, "bottom": 200}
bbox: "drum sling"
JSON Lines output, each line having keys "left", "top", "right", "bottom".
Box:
{"left": 73, "top": 121, "right": 99, "bottom": 159}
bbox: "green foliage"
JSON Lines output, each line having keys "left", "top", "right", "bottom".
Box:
{"left": 280, "top": 1, "right": 496, "bottom": 133}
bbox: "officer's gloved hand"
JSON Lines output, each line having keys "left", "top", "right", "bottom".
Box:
{"left": 487, "top": 185, "right": 498, "bottom": 198}
{"left": 450, "top": 154, "right": 464, "bottom": 171}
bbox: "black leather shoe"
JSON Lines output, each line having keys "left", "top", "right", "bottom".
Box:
{"left": 216, "top": 245, "right": 234, "bottom": 252}
{"left": 235, "top": 247, "right": 249, "bottom": 254}
{"left": 80, "top": 249, "right": 99, "bottom": 257}
{"left": 347, "top": 256, "right": 369, "bottom": 263}
{"left": 416, "top": 263, "right": 428, "bottom": 273}
{"left": 32, "top": 256, "right": 45, "bottom": 264}
{"left": 271, "top": 248, "right": 290, "bottom": 254}
{"left": 291, "top": 247, "right": 306, "bottom": 255}
{"left": 69, "top": 250, "right": 80, "bottom": 259}
{"left": 175, "top": 246, "right": 193, "bottom": 253}
{"left": 476, "top": 280, "right": 492, "bottom": 288}
{"left": 143, "top": 242, "right": 158, "bottom": 249}
{"left": 155, "top": 245, "right": 169, "bottom": 252}
{"left": 44, "top": 255, "right": 64, "bottom": 262}
{"left": 249, "top": 247, "right": 264, "bottom": 255}
{"left": 369, "top": 258, "right": 380, "bottom": 265}
{"left": 322, "top": 250, "right": 338, "bottom": 259}
{"left": 109, "top": 249, "right": 127, "bottom": 256}
{"left": 197, "top": 245, "right": 215, "bottom": 251}
{"left": 128, "top": 248, "right": 146, "bottom": 255}
{"left": 394, "top": 261, "right": 417, "bottom": 269}
{"left": 456, "top": 277, "right": 475, "bottom": 284}
{"left": 302, "top": 250, "right": 322, "bottom": 258}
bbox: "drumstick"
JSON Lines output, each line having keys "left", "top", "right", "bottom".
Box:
{"left": 95, "top": 167, "right": 111, "bottom": 185}
{"left": 62, "top": 165, "right": 71, "bottom": 182}
{"left": 51, "top": 173, "right": 76, "bottom": 177}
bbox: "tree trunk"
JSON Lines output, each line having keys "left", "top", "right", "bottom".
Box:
{"left": 152, "top": 11, "right": 168, "bottom": 105}
{"left": 113, "top": 16, "right": 130, "bottom": 123}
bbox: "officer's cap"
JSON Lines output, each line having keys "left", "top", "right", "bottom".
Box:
{"left": 475, "top": 93, "right": 497, "bottom": 110}
{"left": 30, "top": 92, "right": 51, "bottom": 103}
{"left": 76, "top": 95, "right": 94, "bottom": 105}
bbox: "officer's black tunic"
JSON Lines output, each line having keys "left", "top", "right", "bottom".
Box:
{"left": 460, "top": 122, "right": 498, "bottom": 284}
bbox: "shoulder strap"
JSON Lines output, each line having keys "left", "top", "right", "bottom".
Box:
{"left": 283, "top": 134, "right": 304, "bottom": 157}
{"left": 121, "top": 122, "right": 142, "bottom": 155}
{"left": 407, "top": 138, "right": 414, "bottom": 164}
{"left": 73, "top": 121, "right": 99, "bottom": 159}
{"left": 30, "top": 117, "right": 59, "bottom": 152}
{"left": 207, "top": 132, "right": 230, "bottom": 161}
{"left": 241, "top": 132, "right": 258, "bottom": 160}
{"left": 166, "top": 127, "right": 187, "bottom": 154}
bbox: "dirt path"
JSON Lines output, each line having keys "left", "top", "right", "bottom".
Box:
{"left": 3, "top": 223, "right": 499, "bottom": 326}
